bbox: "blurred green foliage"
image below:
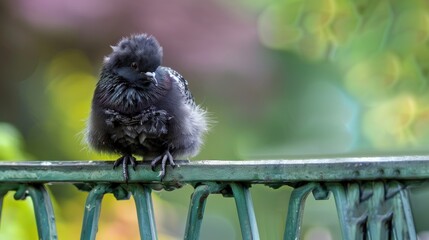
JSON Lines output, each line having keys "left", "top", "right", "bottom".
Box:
{"left": 258, "top": 0, "right": 429, "bottom": 151}
{"left": 2, "top": 0, "right": 429, "bottom": 239}
{"left": 0, "top": 123, "right": 30, "bottom": 159}
{"left": 0, "top": 123, "right": 37, "bottom": 239}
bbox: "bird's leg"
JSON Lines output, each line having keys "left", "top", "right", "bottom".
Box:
{"left": 150, "top": 149, "right": 176, "bottom": 179}
{"left": 113, "top": 154, "right": 137, "bottom": 182}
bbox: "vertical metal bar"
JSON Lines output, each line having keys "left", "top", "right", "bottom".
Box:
{"left": 329, "top": 183, "right": 366, "bottom": 240}
{"left": 184, "top": 184, "right": 210, "bottom": 240}
{"left": 367, "top": 182, "right": 390, "bottom": 240}
{"left": 130, "top": 184, "right": 158, "bottom": 240}
{"left": 0, "top": 190, "right": 9, "bottom": 228}
{"left": 391, "top": 183, "right": 417, "bottom": 240}
{"left": 329, "top": 183, "right": 351, "bottom": 240}
{"left": 230, "top": 183, "right": 260, "bottom": 240}
{"left": 283, "top": 183, "right": 318, "bottom": 240}
{"left": 26, "top": 184, "right": 58, "bottom": 240}
{"left": 80, "top": 184, "right": 110, "bottom": 240}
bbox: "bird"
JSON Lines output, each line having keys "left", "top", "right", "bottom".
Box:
{"left": 86, "top": 33, "right": 209, "bottom": 182}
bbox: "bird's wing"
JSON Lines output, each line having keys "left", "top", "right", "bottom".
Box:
{"left": 162, "top": 67, "right": 196, "bottom": 106}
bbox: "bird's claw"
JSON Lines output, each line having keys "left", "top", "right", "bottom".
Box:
{"left": 113, "top": 154, "right": 137, "bottom": 182}
{"left": 151, "top": 150, "right": 175, "bottom": 179}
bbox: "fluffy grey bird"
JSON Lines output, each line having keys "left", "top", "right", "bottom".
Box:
{"left": 86, "top": 34, "right": 208, "bottom": 181}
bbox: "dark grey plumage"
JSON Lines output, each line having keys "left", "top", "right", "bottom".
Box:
{"left": 86, "top": 34, "right": 208, "bottom": 181}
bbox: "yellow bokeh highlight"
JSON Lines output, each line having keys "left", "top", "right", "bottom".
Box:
{"left": 44, "top": 49, "right": 109, "bottom": 159}
{"left": 46, "top": 50, "right": 94, "bottom": 82}
{"left": 0, "top": 123, "right": 30, "bottom": 160}
{"left": 329, "top": 0, "right": 361, "bottom": 45}
{"left": 258, "top": 0, "right": 304, "bottom": 50}
{"left": 258, "top": 0, "right": 429, "bottom": 148}
{"left": 301, "top": 0, "right": 336, "bottom": 33}
{"left": 345, "top": 52, "right": 401, "bottom": 102}
{"left": 363, "top": 95, "right": 417, "bottom": 149}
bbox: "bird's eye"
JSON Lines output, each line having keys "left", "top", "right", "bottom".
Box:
{"left": 131, "top": 62, "right": 138, "bottom": 70}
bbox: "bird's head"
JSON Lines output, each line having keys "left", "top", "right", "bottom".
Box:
{"left": 104, "top": 34, "right": 163, "bottom": 87}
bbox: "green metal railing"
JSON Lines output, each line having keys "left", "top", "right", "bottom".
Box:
{"left": 0, "top": 156, "right": 427, "bottom": 239}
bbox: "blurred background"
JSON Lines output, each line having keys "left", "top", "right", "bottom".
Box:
{"left": 2, "top": 0, "right": 429, "bottom": 239}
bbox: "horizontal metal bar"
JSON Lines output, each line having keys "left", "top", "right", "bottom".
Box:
{"left": 0, "top": 156, "right": 429, "bottom": 183}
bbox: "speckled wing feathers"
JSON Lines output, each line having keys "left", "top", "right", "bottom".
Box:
{"left": 163, "top": 67, "right": 195, "bottom": 106}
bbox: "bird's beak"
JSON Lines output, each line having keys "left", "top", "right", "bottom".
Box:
{"left": 145, "top": 72, "right": 158, "bottom": 86}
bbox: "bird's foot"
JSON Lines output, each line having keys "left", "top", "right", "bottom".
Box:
{"left": 113, "top": 154, "right": 137, "bottom": 182}
{"left": 150, "top": 150, "right": 175, "bottom": 180}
